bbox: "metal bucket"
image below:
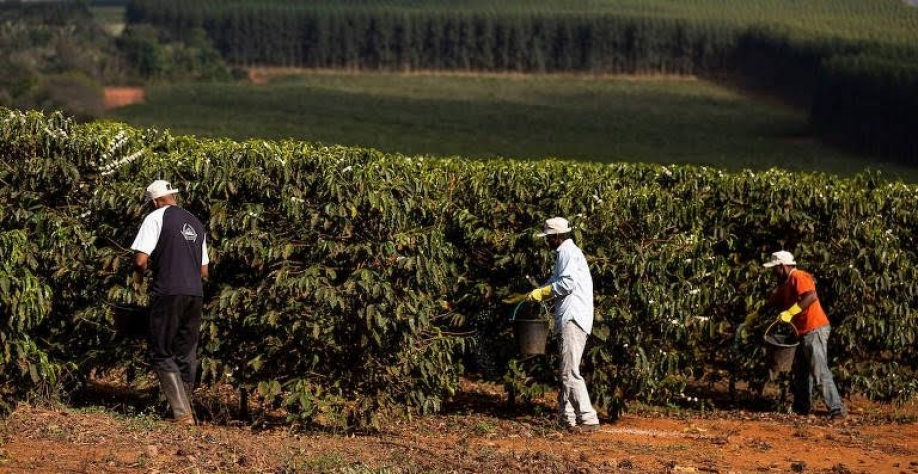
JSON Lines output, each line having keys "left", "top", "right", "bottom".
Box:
{"left": 764, "top": 330, "right": 798, "bottom": 373}
{"left": 510, "top": 300, "right": 552, "bottom": 355}
{"left": 513, "top": 319, "right": 550, "bottom": 355}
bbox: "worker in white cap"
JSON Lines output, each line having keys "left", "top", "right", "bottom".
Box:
{"left": 762, "top": 250, "right": 846, "bottom": 420}
{"left": 131, "top": 179, "right": 210, "bottom": 425}
{"left": 506, "top": 217, "right": 600, "bottom": 433}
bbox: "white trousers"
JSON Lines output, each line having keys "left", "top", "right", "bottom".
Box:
{"left": 558, "top": 320, "right": 599, "bottom": 426}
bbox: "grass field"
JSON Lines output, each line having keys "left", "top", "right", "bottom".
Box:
{"left": 106, "top": 71, "right": 917, "bottom": 179}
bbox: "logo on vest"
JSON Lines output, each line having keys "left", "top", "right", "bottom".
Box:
{"left": 181, "top": 223, "right": 198, "bottom": 242}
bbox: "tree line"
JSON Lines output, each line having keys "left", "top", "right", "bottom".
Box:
{"left": 124, "top": 0, "right": 918, "bottom": 165}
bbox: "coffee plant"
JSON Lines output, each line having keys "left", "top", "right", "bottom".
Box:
{"left": 1, "top": 108, "right": 917, "bottom": 426}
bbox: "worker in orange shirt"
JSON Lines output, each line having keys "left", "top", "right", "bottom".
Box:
{"left": 763, "top": 251, "right": 847, "bottom": 420}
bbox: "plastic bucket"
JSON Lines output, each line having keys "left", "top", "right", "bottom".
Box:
{"left": 513, "top": 319, "right": 550, "bottom": 355}
{"left": 764, "top": 331, "right": 798, "bottom": 373}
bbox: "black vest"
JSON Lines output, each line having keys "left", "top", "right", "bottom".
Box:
{"left": 150, "top": 206, "right": 206, "bottom": 297}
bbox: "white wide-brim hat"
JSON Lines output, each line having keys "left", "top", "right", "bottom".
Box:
{"left": 535, "top": 217, "right": 572, "bottom": 237}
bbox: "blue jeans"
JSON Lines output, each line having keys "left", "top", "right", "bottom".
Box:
{"left": 792, "top": 325, "right": 846, "bottom": 416}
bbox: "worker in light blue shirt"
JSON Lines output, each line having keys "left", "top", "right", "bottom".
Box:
{"left": 506, "top": 217, "right": 600, "bottom": 433}
{"left": 547, "top": 235, "right": 594, "bottom": 336}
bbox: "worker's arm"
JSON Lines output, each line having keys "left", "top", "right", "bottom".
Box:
{"left": 779, "top": 290, "right": 817, "bottom": 322}
{"left": 134, "top": 252, "right": 149, "bottom": 273}
{"left": 132, "top": 252, "right": 149, "bottom": 290}
{"left": 797, "top": 290, "right": 818, "bottom": 310}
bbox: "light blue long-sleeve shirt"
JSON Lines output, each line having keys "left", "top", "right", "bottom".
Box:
{"left": 546, "top": 239, "right": 594, "bottom": 334}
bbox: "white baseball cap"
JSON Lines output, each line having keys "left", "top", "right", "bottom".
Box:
{"left": 144, "top": 179, "right": 179, "bottom": 202}
{"left": 763, "top": 250, "right": 796, "bottom": 268}
{"left": 535, "top": 217, "right": 572, "bottom": 237}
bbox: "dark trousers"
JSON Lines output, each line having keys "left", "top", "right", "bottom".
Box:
{"left": 147, "top": 294, "right": 202, "bottom": 384}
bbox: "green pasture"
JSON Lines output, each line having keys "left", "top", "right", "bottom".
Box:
{"left": 106, "top": 71, "right": 916, "bottom": 179}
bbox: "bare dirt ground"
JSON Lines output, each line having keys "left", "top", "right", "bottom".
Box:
{"left": 1, "top": 377, "right": 916, "bottom": 474}
{"left": 103, "top": 87, "right": 145, "bottom": 109}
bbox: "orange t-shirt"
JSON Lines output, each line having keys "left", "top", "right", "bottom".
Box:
{"left": 769, "top": 269, "right": 830, "bottom": 334}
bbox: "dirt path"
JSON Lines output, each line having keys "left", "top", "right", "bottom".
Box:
{"left": 103, "top": 87, "right": 145, "bottom": 109}
{"left": 1, "top": 385, "right": 916, "bottom": 474}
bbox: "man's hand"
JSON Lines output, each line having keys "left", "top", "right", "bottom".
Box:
{"left": 778, "top": 303, "right": 802, "bottom": 322}
{"left": 528, "top": 285, "right": 552, "bottom": 302}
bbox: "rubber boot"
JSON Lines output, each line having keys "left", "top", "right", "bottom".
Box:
{"left": 157, "top": 371, "right": 195, "bottom": 425}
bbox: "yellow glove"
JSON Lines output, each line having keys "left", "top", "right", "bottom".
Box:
{"left": 778, "top": 303, "right": 803, "bottom": 322}
{"left": 528, "top": 285, "right": 552, "bottom": 302}
{"left": 502, "top": 293, "right": 528, "bottom": 304}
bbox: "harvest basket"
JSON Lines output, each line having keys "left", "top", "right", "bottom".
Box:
{"left": 110, "top": 303, "right": 148, "bottom": 340}
{"left": 763, "top": 320, "right": 798, "bottom": 373}
{"left": 511, "top": 301, "right": 552, "bottom": 355}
